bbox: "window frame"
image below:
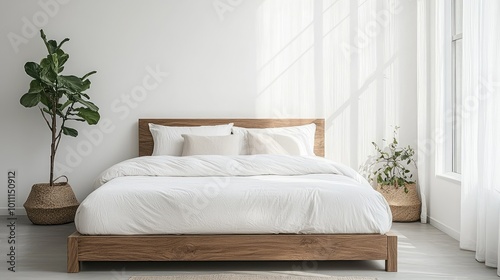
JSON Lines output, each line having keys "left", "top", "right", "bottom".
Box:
{"left": 451, "top": 0, "right": 462, "bottom": 174}
{"left": 435, "top": 0, "right": 462, "bottom": 182}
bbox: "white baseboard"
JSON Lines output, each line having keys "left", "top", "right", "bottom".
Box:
{"left": 430, "top": 216, "right": 460, "bottom": 241}
{"left": 0, "top": 207, "right": 26, "bottom": 215}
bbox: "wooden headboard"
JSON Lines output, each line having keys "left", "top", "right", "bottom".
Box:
{"left": 138, "top": 119, "right": 325, "bottom": 157}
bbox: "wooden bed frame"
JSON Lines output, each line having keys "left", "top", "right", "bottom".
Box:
{"left": 67, "top": 118, "right": 397, "bottom": 273}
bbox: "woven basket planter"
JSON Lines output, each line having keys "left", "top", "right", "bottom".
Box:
{"left": 24, "top": 182, "right": 79, "bottom": 225}
{"left": 377, "top": 183, "right": 421, "bottom": 222}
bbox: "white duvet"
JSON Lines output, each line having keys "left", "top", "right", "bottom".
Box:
{"left": 75, "top": 155, "right": 392, "bottom": 235}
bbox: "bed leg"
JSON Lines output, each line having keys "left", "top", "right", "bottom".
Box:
{"left": 385, "top": 232, "right": 397, "bottom": 272}
{"left": 68, "top": 232, "right": 80, "bottom": 273}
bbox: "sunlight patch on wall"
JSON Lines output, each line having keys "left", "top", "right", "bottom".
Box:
{"left": 358, "top": 0, "right": 377, "bottom": 86}
{"left": 358, "top": 81, "right": 378, "bottom": 167}
{"left": 330, "top": 107, "right": 353, "bottom": 165}
{"left": 322, "top": 0, "right": 400, "bottom": 168}
{"left": 323, "top": 0, "right": 350, "bottom": 115}
{"left": 254, "top": 0, "right": 401, "bottom": 168}
{"left": 383, "top": 0, "right": 399, "bottom": 138}
{"left": 322, "top": 0, "right": 352, "bottom": 165}
{"left": 357, "top": 0, "right": 378, "bottom": 167}
{"left": 256, "top": 0, "right": 316, "bottom": 117}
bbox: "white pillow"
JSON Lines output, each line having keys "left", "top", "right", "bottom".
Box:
{"left": 149, "top": 123, "right": 233, "bottom": 156}
{"left": 232, "top": 123, "right": 316, "bottom": 156}
{"left": 248, "top": 132, "right": 305, "bottom": 155}
{"left": 181, "top": 134, "right": 241, "bottom": 156}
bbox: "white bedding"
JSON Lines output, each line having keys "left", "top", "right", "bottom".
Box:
{"left": 75, "top": 155, "right": 392, "bottom": 235}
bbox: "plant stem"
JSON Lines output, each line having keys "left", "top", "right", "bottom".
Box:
{"left": 54, "top": 103, "right": 73, "bottom": 153}
{"left": 39, "top": 108, "right": 51, "bottom": 130}
{"left": 49, "top": 83, "right": 58, "bottom": 186}
{"left": 50, "top": 104, "right": 56, "bottom": 186}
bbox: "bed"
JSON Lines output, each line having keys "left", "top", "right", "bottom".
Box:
{"left": 67, "top": 119, "right": 397, "bottom": 273}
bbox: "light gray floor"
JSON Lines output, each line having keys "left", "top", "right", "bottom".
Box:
{"left": 0, "top": 216, "right": 497, "bottom": 280}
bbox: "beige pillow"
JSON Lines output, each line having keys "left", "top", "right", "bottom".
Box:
{"left": 181, "top": 134, "right": 241, "bottom": 156}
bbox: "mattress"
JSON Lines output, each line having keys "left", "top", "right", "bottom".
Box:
{"left": 75, "top": 155, "right": 392, "bottom": 235}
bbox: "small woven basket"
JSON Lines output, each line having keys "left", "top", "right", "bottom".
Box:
{"left": 24, "top": 182, "right": 79, "bottom": 225}
{"left": 377, "top": 183, "right": 421, "bottom": 222}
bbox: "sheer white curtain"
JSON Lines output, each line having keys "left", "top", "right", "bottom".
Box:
{"left": 416, "top": 0, "right": 429, "bottom": 224}
{"left": 460, "top": 0, "right": 500, "bottom": 276}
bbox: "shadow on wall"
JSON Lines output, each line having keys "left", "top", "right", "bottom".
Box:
{"left": 254, "top": 0, "right": 404, "bottom": 169}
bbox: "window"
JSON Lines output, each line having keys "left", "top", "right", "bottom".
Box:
{"left": 436, "top": 0, "right": 462, "bottom": 180}
{"left": 451, "top": 0, "right": 462, "bottom": 174}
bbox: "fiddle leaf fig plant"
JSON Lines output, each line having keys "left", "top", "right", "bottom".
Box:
{"left": 368, "top": 126, "right": 416, "bottom": 193}
{"left": 20, "top": 30, "right": 100, "bottom": 186}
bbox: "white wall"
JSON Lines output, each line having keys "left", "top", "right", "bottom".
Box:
{"left": 0, "top": 0, "right": 417, "bottom": 213}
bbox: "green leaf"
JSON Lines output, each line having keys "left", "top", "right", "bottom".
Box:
{"left": 81, "top": 71, "right": 96, "bottom": 80}
{"left": 59, "top": 99, "right": 73, "bottom": 110}
{"left": 62, "top": 126, "right": 78, "bottom": 137}
{"left": 20, "top": 93, "right": 41, "bottom": 107}
{"left": 39, "top": 58, "right": 57, "bottom": 84}
{"left": 50, "top": 53, "right": 59, "bottom": 71}
{"left": 57, "top": 38, "right": 70, "bottom": 49}
{"left": 47, "top": 40, "right": 58, "bottom": 54}
{"left": 28, "top": 80, "right": 43, "bottom": 93}
{"left": 40, "top": 94, "right": 51, "bottom": 108}
{"left": 57, "top": 87, "right": 74, "bottom": 96}
{"left": 58, "top": 75, "right": 85, "bottom": 92}
{"left": 76, "top": 108, "right": 100, "bottom": 125}
{"left": 40, "top": 57, "right": 51, "bottom": 69}
{"left": 40, "top": 29, "right": 47, "bottom": 41}
{"left": 24, "top": 62, "right": 40, "bottom": 79}
{"left": 74, "top": 95, "right": 99, "bottom": 111}
{"left": 398, "top": 178, "right": 405, "bottom": 186}
{"left": 43, "top": 70, "right": 57, "bottom": 84}
{"left": 55, "top": 108, "right": 64, "bottom": 118}
{"left": 81, "top": 79, "right": 91, "bottom": 91}
{"left": 57, "top": 89, "right": 66, "bottom": 99}
{"left": 59, "top": 54, "right": 69, "bottom": 66}
{"left": 56, "top": 49, "right": 69, "bottom": 67}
